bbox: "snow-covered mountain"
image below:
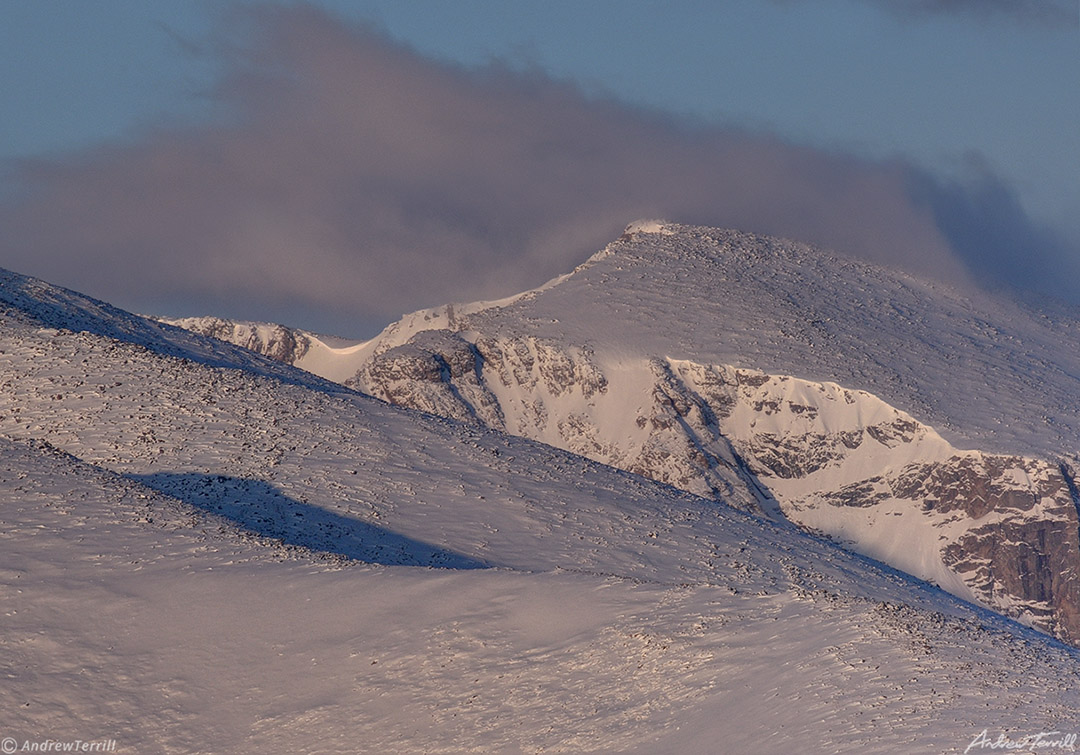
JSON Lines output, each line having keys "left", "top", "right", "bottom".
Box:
{"left": 166, "top": 222, "right": 1080, "bottom": 647}
{"left": 157, "top": 316, "right": 317, "bottom": 365}
{"left": 4, "top": 262, "right": 1080, "bottom": 751}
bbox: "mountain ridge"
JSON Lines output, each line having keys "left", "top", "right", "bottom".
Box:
{"left": 160, "top": 222, "right": 1080, "bottom": 644}
{"left": 4, "top": 256, "right": 1080, "bottom": 750}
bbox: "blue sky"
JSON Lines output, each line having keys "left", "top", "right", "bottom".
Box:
{"left": 1, "top": 1, "right": 1077, "bottom": 335}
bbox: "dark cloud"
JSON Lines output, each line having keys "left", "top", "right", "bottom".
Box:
{"left": 772, "top": 0, "right": 1078, "bottom": 28}
{"left": 908, "top": 161, "right": 1080, "bottom": 302}
{"left": 0, "top": 5, "right": 1073, "bottom": 335}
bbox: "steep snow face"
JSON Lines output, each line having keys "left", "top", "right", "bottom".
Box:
{"left": 348, "top": 331, "right": 1080, "bottom": 642}
{"left": 160, "top": 224, "right": 1080, "bottom": 646}
{"left": 454, "top": 224, "right": 1080, "bottom": 460}
{"left": 677, "top": 362, "right": 1080, "bottom": 639}
{"left": 156, "top": 315, "right": 374, "bottom": 384}
{"left": 164, "top": 223, "right": 1080, "bottom": 458}
{"left": 10, "top": 266, "right": 1080, "bottom": 750}
{"left": 0, "top": 265, "right": 972, "bottom": 591}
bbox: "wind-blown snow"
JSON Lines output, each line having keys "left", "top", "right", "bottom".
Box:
{"left": 169, "top": 224, "right": 1080, "bottom": 644}
{"left": 175, "top": 225, "right": 1080, "bottom": 460}
{"left": 623, "top": 219, "right": 674, "bottom": 236}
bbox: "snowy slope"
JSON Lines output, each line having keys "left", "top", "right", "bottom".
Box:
{"left": 350, "top": 333, "right": 1080, "bottom": 643}
{"left": 4, "top": 266, "right": 1080, "bottom": 752}
{"left": 181, "top": 223, "right": 1080, "bottom": 459}
{"left": 442, "top": 222, "right": 1080, "bottom": 460}
{"left": 170, "top": 223, "right": 1080, "bottom": 645}
{"left": 154, "top": 315, "right": 369, "bottom": 384}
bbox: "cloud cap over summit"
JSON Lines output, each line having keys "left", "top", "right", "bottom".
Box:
{"left": 0, "top": 5, "right": 1073, "bottom": 335}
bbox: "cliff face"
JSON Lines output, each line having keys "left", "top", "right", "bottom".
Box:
{"left": 159, "top": 316, "right": 312, "bottom": 365}
{"left": 9, "top": 261, "right": 1080, "bottom": 751}
{"left": 165, "top": 309, "right": 1080, "bottom": 645}
{"left": 158, "top": 223, "right": 1080, "bottom": 646}
{"left": 347, "top": 328, "right": 1080, "bottom": 644}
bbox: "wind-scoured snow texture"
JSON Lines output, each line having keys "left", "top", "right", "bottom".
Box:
{"left": 4, "top": 265, "right": 1080, "bottom": 751}
{"left": 349, "top": 329, "right": 1080, "bottom": 642}
{"left": 0, "top": 269, "right": 348, "bottom": 396}
{"left": 179, "top": 223, "right": 1080, "bottom": 644}
{"left": 443, "top": 223, "right": 1080, "bottom": 460}
{"left": 175, "top": 222, "right": 1080, "bottom": 456}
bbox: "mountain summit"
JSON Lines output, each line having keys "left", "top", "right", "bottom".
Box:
{"left": 171, "top": 222, "right": 1080, "bottom": 645}
{"left": 4, "top": 237, "right": 1080, "bottom": 749}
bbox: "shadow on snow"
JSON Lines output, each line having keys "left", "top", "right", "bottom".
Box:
{"left": 129, "top": 471, "right": 488, "bottom": 569}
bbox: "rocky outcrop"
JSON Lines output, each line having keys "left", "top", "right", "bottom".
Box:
{"left": 350, "top": 330, "right": 505, "bottom": 429}
{"left": 345, "top": 334, "right": 1080, "bottom": 644}
{"left": 157, "top": 222, "right": 1080, "bottom": 646}
{"left": 671, "top": 361, "right": 1080, "bottom": 643}
{"left": 350, "top": 332, "right": 768, "bottom": 513}
{"left": 904, "top": 456, "right": 1080, "bottom": 641}
{"left": 159, "top": 316, "right": 312, "bottom": 364}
